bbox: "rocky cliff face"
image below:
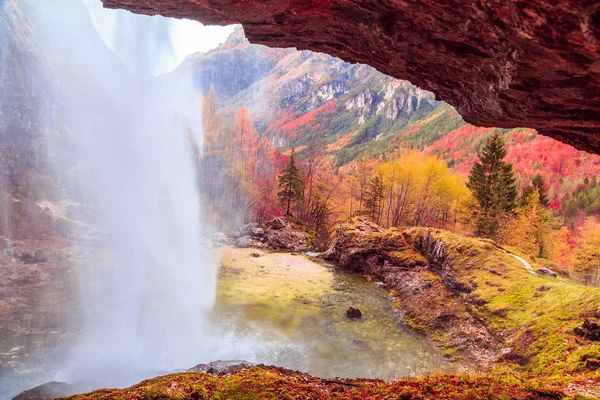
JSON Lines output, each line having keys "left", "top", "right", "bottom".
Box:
{"left": 103, "top": 0, "right": 600, "bottom": 155}
{"left": 178, "top": 30, "right": 438, "bottom": 149}
{"left": 0, "top": 0, "right": 56, "bottom": 202}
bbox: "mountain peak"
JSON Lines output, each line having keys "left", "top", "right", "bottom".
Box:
{"left": 225, "top": 25, "right": 248, "bottom": 46}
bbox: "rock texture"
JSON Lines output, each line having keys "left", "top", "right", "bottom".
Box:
{"left": 574, "top": 319, "right": 600, "bottom": 341}
{"left": 324, "top": 217, "right": 500, "bottom": 366}
{"left": 102, "top": 0, "right": 600, "bottom": 154}
{"left": 188, "top": 360, "right": 255, "bottom": 375}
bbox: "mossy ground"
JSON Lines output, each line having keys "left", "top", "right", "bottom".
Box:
{"left": 63, "top": 366, "right": 566, "bottom": 400}
{"left": 399, "top": 228, "right": 600, "bottom": 393}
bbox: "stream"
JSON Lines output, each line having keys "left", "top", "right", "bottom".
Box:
{"left": 209, "top": 247, "right": 450, "bottom": 380}
{"left": 0, "top": 245, "right": 449, "bottom": 398}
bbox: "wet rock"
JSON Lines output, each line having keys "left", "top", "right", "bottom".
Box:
{"left": 18, "top": 251, "right": 47, "bottom": 264}
{"left": 413, "top": 231, "right": 448, "bottom": 268}
{"left": 1, "top": 199, "right": 54, "bottom": 240}
{"left": 346, "top": 306, "right": 362, "bottom": 319}
{"left": 188, "top": 360, "right": 255, "bottom": 375}
{"left": 266, "top": 217, "right": 286, "bottom": 230}
{"left": 574, "top": 319, "right": 600, "bottom": 341}
{"left": 250, "top": 227, "right": 265, "bottom": 239}
{"left": 234, "top": 236, "right": 254, "bottom": 248}
{"left": 536, "top": 268, "right": 557, "bottom": 278}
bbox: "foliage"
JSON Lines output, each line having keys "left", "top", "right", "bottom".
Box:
{"left": 467, "top": 132, "right": 517, "bottom": 238}
{"left": 498, "top": 192, "right": 555, "bottom": 258}
{"left": 278, "top": 147, "right": 305, "bottom": 216}
{"left": 572, "top": 217, "right": 600, "bottom": 286}
{"left": 197, "top": 96, "right": 286, "bottom": 230}
{"left": 363, "top": 176, "right": 384, "bottom": 222}
{"left": 521, "top": 174, "right": 549, "bottom": 208}
{"left": 341, "top": 151, "right": 472, "bottom": 230}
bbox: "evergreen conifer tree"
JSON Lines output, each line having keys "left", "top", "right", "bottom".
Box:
{"left": 278, "top": 148, "right": 305, "bottom": 216}
{"left": 364, "top": 176, "right": 384, "bottom": 222}
{"left": 521, "top": 174, "right": 549, "bottom": 207}
{"left": 467, "top": 132, "right": 517, "bottom": 237}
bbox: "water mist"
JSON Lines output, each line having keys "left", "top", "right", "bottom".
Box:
{"left": 32, "top": 0, "right": 217, "bottom": 387}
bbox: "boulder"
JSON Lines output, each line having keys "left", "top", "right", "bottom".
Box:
{"left": 536, "top": 268, "right": 557, "bottom": 278}
{"left": 240, "top": 223, "right": 259, "bottom": 237}
{"left": 234, "top": 236, "right": 254, "bottom": 248}
{"left": 266, "top": 217, "right": 286, "bottom": 230}
{"left": 263, "top": 228, "right": 308, "bottom": 252}
{"left": 346, "top": 306, "right": 362, "bottom": 319}
{"left": 188, "top": 360, "right": 255, "bottom": 375}
{"left": 213, "top": 232, "right": 229, "bottom": 247}
{"left": 574, "top": 319, "right": 600, "bottom": 341}
{"left": 250, "top": 227, "right": 265, "bottom": 239}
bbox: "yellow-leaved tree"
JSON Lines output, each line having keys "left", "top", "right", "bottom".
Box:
{"left": 572, "top": 217, "right": 600, "bottom": 286}
{"left": 498, "top": 192, "right": 554, "bottom": 258}
{"left": 354, "top": 150, "right": 472, "bottom": 230}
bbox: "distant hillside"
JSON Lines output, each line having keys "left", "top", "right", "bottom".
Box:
{"left": 181, "top": 26, "right": 600, "bottom": 209}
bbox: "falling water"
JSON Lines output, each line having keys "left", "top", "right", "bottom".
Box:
{"left": 30, "top": 0, "right": 217, "bottom": 387}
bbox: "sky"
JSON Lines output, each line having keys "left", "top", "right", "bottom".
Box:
{"left": 83, "top": 0, "right": 235, "bottom": 75}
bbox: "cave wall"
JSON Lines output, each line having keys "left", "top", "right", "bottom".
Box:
{"left": 101, "top": 0, "right": 600, "bottom": 154}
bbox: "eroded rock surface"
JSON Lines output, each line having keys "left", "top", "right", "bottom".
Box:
{"left": 102, "top": 0, "right": 600, "bottom": 154}
{"left": 188, "top": 360, "right": 255, "bottom": 375}
{"left": 325, "top": 217, "right": 500, "bottom": 366}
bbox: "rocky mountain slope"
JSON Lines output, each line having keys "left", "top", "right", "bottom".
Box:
{"left": 181, "top": 27, "right": 600, "bottom": 206}
{"left": 178, "top": 26, "right": 439, "bottom": 144}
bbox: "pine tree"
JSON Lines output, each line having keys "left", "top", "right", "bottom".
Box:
{"left": 363, "top": 176, "right": 384, "bottom": 223}
{"left": 521, "top": 174, "right": 549, "bottom": 207}
{"left": 467, "top": 132, "right": 517, "bottom": 237}
{"left": 278, "top": 148, "right": 305, "bottom": 216}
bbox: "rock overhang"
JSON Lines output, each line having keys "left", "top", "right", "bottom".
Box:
{"left": 101, "top": 0, "right": 600, "bottom": 154}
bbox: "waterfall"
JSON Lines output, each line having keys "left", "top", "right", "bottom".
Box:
{"left": 31, "top": 0, "right": 217, "bottom": 387}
